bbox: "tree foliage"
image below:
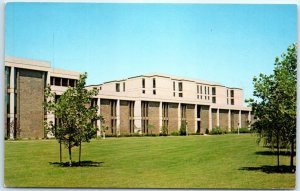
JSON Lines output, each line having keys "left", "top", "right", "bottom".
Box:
{"left": 44, "top": 72, "right": 102, "bottom": 166}
{"left": 247, "top": 44, "right": 296, "bottom": 171}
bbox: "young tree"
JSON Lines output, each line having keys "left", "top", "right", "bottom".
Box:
{"left": 247, "top": 44, "right": 296, "bottom": 171}
{"left": 44, "top": 72, "right": 102, "bottom": 166}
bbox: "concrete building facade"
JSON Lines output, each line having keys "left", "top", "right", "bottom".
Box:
{"left": 4, "top": 57, "right": 80, "bottom": 139}
{"left": 87, "top": 73, "right": 252, "bottom": 136}
{"left": 4, "top": 57, "right": 252, "bottom": 138}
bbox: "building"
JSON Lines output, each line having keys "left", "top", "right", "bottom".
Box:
{"left": 4, "top": 57, "right": 80, "bottom": 139}
{"left": 4, "top": 57, "right": 252, "bottom": 139}
{"left": 86, "top": 73, "right": 252, "bottom": 136}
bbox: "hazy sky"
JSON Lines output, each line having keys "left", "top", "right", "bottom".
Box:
{"left": 5, "top": 3, "right": 297, "bottom": 102}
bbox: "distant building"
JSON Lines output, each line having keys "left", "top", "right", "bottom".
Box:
{"left": 4, "top": 57, "right": 252, "bottom": 139}
{"left": 86, "top": 73, "right": 252, "bottom": 136}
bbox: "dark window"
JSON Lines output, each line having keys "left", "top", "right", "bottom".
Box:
{"left": 231, "top": 99, "right": 234, "bottom": 105}
{"left": 230, "top": 90, "right": 234, "bottom": 97}
{"left": 208, "top": 87, "right": 210, "bottom": 95}
{"left": 197, "top": 85, "right": 199, "bottom": 94}
{"left": 142, "top": 78, "right": 145, "bottom": 88}
{"left": 153, "top": 90, "right": 156, "bottom": 95}
{"left": 197, "top": 95, "right": 199, "bottom": 99}
{"left": 179, "top": 93, "right": 183, "bottom": 97}
{"left": 178, "top": 82, "right": 183, "bottom": 91}
{"left": 205, "top": 86, "right": 207, "bottom": 94}
{"left": 142, "top": 90, "right": 145, "bottom": 94}
{"left": 173, "top": 92, "right": 175, "bottom": 97}
{"left": 5, "top": 67, "right": 11, "bottom": 88}
{"left": 69, "top": 79, "right": 75, "bottom": 87}
{"left": 50, "top": 77, "right": 55, "bottom": 85}
{"left": 227, "top": 90, "right": 229, "bottom": 97}
{"left": 116, "top": 83, "right": 120, "bottom": 92}
{"left": 200, "top": 86, "right": 202, "bottom": 94}
{"left": 212, "top": 97, "right": 216, "bottom": 103}
{"left": 123, "top": 82, "right": 125, "bottom": 92}
{"left": 62, "top": 78, "right": 68, "bottom": 87}
{"left": 99, "top": 86, "right": 102, "bottom": 90}
{"left": 6, "top": 93, "right": 10, "bottom": 114}
{"left": 173, "top": 81, "right": 175, "bottom": 91}
{"left": 153, "top": 78, "right": 156, "bottom": 88}
{"left": 212, "top": 87, "right": 216, "bottom": 95}
{"left": 55, "top": 77, "right": 61, "bottom": 86}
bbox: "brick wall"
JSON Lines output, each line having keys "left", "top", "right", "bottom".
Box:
{"left": 100, "top": 99, "right": 112, "bottom": 134}
{"left": 186, "top": 104, "right": 195, "bottom": 133}
{"left": 120, "top": 100, "right": 129, "bottom": 134}
{"left": 219, "top": 109, "right": 229, "bottom": 130}
{"left": 212, "top": 109, "right": 218, "bottom": 128}
{"left": 200, "top": 105, "right": 209, "bottom": 133}
{"left": 148, "top": 101, "right": 160, "bottom": 134}
{"left": 18, "top": 69, "right": 45, "bottom": 138}
{"left": 231, "top": 110, "right": 239, "bottom": 130}
{"left": 168, "top": 103, "right": 178, "bottom": 133}
{"left": 241, "top": 111, "right": 249, "bottom": 128}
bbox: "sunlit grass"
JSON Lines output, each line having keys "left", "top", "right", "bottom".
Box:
{"left": 4, "top": 134, "right": 295, "bottom": 188}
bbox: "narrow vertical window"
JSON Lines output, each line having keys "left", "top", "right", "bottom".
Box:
{"left": 142, "top": 78, "right": 145, "bottom": 88}
{"left": 173, "top": 81, "right": 175, "bottom": 91}
{"left": 178, "top": 82, "right": 183, "bottom": 91}
{"left": 123, "top": 82, "right": 125, "bottom": 92}
{"left": 153, "top": 78, "right": 156, "bottom": 88}
{"left": 116, "top": 83, "right": 120, "bottom": 92}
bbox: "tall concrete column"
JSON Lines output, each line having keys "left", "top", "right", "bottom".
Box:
{"left": 9, "top": 66, "right": 15, "bottom": 139}
{"left": 134, "top": 100, "right": 142, "bottom": 133}
{"left": 208, "top": 106, "right": 212, "bottom": 131}
{"left": 116, "top": 99, "right": 120, "bottom": 136}
{"left": 228, "top": 109, "right": 231, "bottom": 132}
{"left": 159, "top": 101, "right": 162, "bottom": 132}
{"left": 194, "top": 104, "right": 197, "bottom": 132}
{"left": 178, "top": 103, "right": 181, "bottom": 130}
{"left": 97, "top": 98, "right": 101, "bottom": 137}
{"left": 239, "top": 110, "right": 242, "bottom": 129}
{"left": 46, "top": 72, "right": 50, "bottom": 85}
{"left": 217, "top": 108, "right": 220, "bottom": 127}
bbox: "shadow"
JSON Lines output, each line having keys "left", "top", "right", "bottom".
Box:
{"left": 239, "top": 165, "right": 295, "bottom": 174}
{"left": 255, "top": 151, "right": 296, "bottom": 156}
{"left": 49, "top": 160, "right": 104, "bottom": 167}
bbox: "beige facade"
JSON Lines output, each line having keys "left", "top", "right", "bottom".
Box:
{"left": 4, "top": 57, "right": 252, "bottom": 139}
{"left": 87, "top": 73, "right": 252, "bottom": 135}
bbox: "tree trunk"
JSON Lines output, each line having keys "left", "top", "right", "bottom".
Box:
{"left": 290, "top": 140, "right": 294, "bottom": 171}
{"left": 276, "top": 132, "right": 280, "bottom": 170}
{"left": 79, "top": 141, "right": 81, "bottom": 166}
{"left": 68, "top": 141, "right": 72, "bottom": 167}
{"left": 59, "top": 140, "right": 62, "bottom": 163}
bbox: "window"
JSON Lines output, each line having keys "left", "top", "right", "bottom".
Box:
{"left": 173, "top": 81, "right": 175, "bottom": 91}
{"left": 178, "top": 82, "right": 183, "bottom": 91}
{"left": 230, "top": 90, "right": 234, "bottom": 97}
{"left": 231, "top": 99, "right": 234, "bottom": 105}
{"left": 116, "top": 83, "right": 120, "bottom": 92}
{"left": 55, "top": 77, "right": 61, "bottom": 86}
{"left": 179, "top": 93, "right": 183, "bottom": 97}
{"left": 197, "top": 95, "right": 199, "bottom": 99}
{"left": 142, "top": 90, "right": 145, "bottom": 94}
{"left": 50, "top": 77, "right": 55, "bottom": 85}
{"left": 197, "top": 85, "right": 199, "bottom": 94}
{"left": 142, "top": 78, "right": 145, "bottom": 88}
{"left": 212, "top": 97, "right": 216, "bottom": 103}
{"left": 205, "top": 86, "right": 207, "bottom": 94}
{"left": 173, "top": 92, "right": 175, "bottom": 97}
{"left": 123, "top": 82, "right": 125, "bottom": 92}
{"left": 69, "top": 79, "right": 75, "bottom": 87}
{"left": 153, "top": 90, "right": 156, "bottom": 95}
{"left": 200, "top": 86, "right": 202, "bottom": 94}
{"left": 153, "top": 78, "right": 156, "bottom": 88}
{"left": 208, "top": 87, "right": 210, "bottom": 95}
{"left": 212, "top": 87, "right": 216, "bottom": 95}
{"left": 62, "top": 78, "right": 68, "bottom": 87}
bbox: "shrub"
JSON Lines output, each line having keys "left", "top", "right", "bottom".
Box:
{"left": 170, "top": 131, "right": 179, "bottom": 136}
{"left": 205, "top": 128, "right": 209, "bottom": 134}
{"left": 239, "top": 127, "right": 251, "bottom": 133}
{"left": 160, "top": 125, "right": 168, "bottom": 136}
{"left": 210, "top": 128, "right": 224, "bottom": 135}
{"left": 179, "top": 121, "right": 187, "bottom": 136}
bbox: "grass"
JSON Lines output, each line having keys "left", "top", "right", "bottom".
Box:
{"left": 4, "top": 134, "right": 295, "bottom": 188}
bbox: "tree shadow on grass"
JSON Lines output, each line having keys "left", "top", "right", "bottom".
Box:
{"left": 255, "top": 151, "right": 296, "bottom": 156}
{"left": 239, "top": 165, "right": 295, "bottom": 174}
{"left": 49, "top": 160, "right": 104, "bottom": 167}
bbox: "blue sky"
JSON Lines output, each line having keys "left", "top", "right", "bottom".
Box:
{"left": 5, "top": 3, "right": 297, "bottom": 102}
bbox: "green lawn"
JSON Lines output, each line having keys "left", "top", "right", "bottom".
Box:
{"left": 4, "top": 134, "right": 295, "bottom": 188}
